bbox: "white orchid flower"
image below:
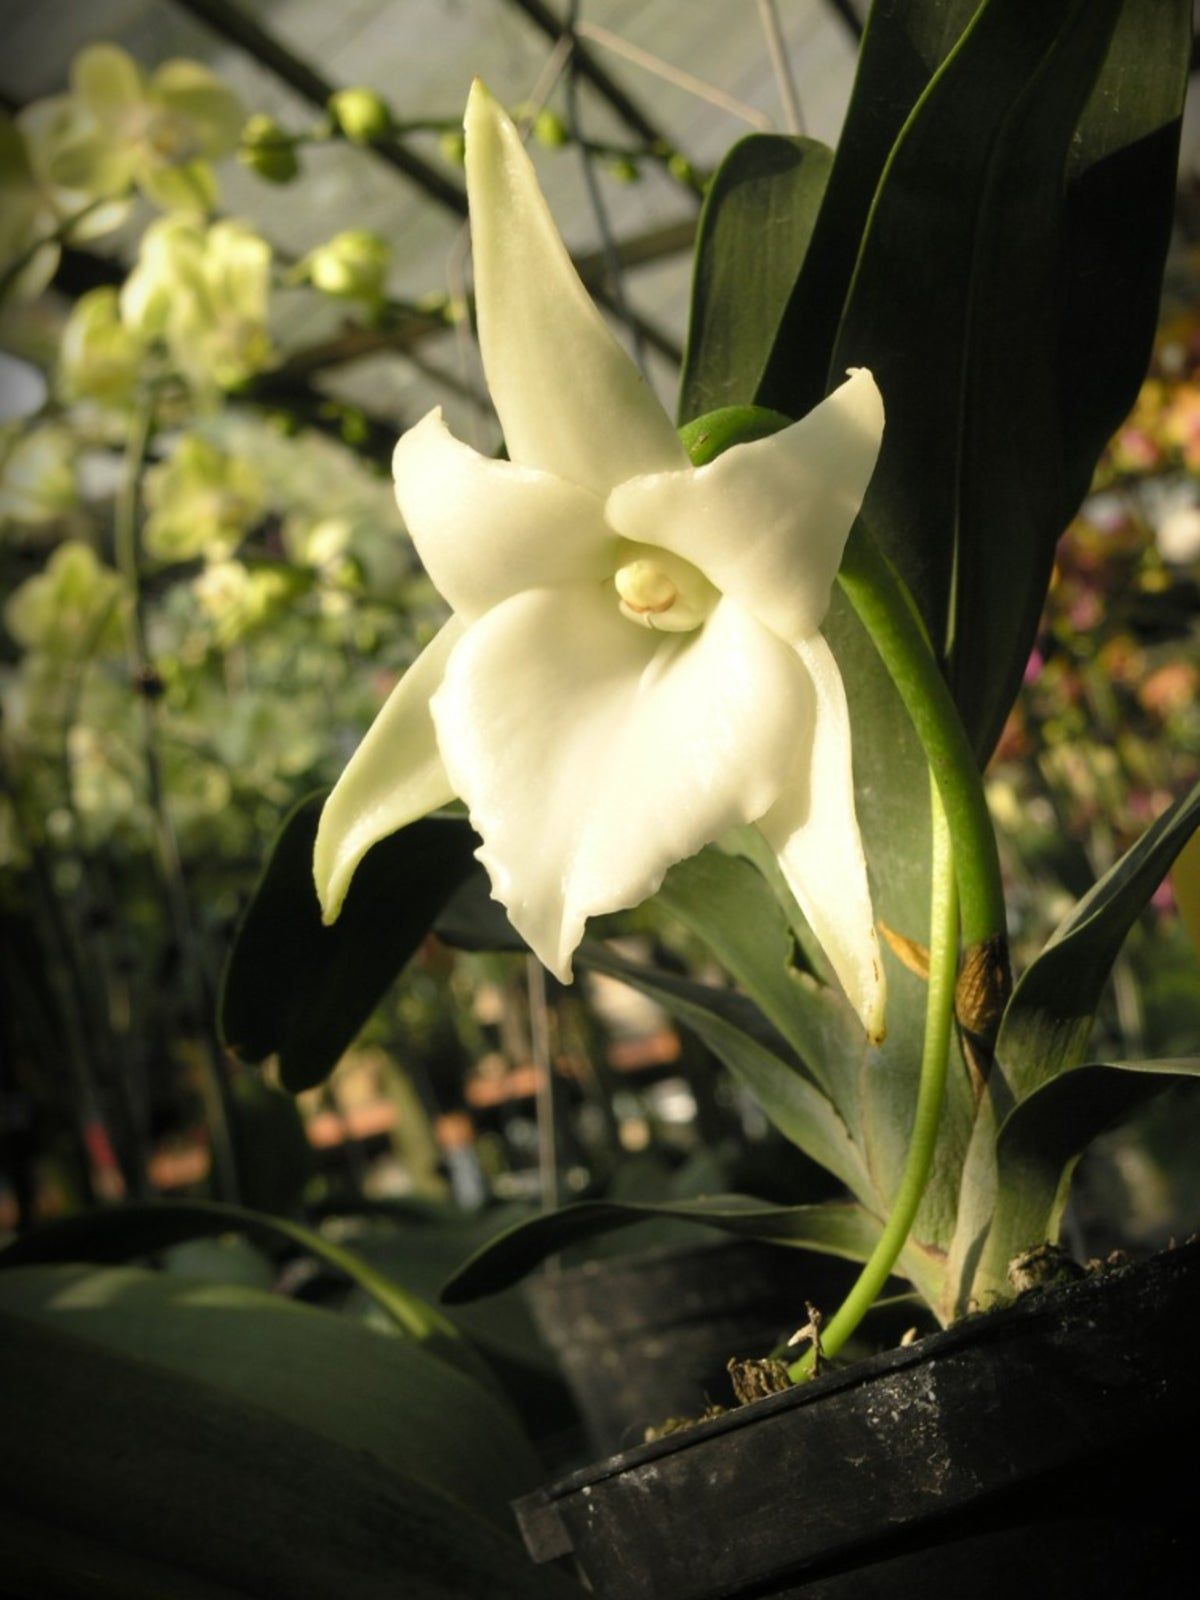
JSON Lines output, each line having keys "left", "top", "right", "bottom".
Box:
{"left": 315, "top": 83, "right": 887, "bottom": 1040}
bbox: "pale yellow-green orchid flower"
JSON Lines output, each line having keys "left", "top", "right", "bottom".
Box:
{"left": 43, "top": 44, "right": 243, "bottom": 214}
{"left": 121, "top": 216, "right": 274, "bottom": 391}
{"left": 315, "top": 83, "right": 887, "bottom": 1039}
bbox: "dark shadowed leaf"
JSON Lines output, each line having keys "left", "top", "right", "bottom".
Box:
{"left": 678, "top": 133, "right": 832, "bottom": 423}
{"left": 756, "top": 0, "right": 981, "bottom": 418}
{"left": 441, "top": 1194, "right": 881, "bottom": 1303}
{"left": 998, "top": 781, "right": 1200, "bottom": 1099}
{"left": 220, "top": 796, "right": 479, "bottom": 1091}
{"left": 823, "top": 0, "right": 1135, "bottom": 758}
{"left": 577, "top": 941, "right": 872, "bottom": 1202}
{"left": 1056, "top": 0, "right": 1191, "bottom": 516}
{"left": 0, "top": 1197, "right": 493, "bottom": 1393}
{"left": 0, "top": 1291, "right": 579, "bottom": 1598}
{"left": 0, "top": 1263, "right": 541, "bottom": 1531}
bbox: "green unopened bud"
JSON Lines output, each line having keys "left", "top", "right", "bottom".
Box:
{"left": 438, "top": 129, "right": 466, "bottom": 167}
{"left": 667, "top": 153, "right": 699, "bottom": 188}
{"left": 306, "top": 229, "right": 390, "bottom": 302}
{"left": 533, "top": 108, "right": 569, "bottom": 149}
{"left": 328, "top": 88, "right": 392, "bottom": 144}
{"left": 607, "top": 156, "right": 641, "bottom": 184}
{"left": 239, "top": 114, "right": 299, "bottom": 183}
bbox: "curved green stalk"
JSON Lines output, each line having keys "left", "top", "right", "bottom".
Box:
{"left": 789, "top": 777, "right": 959, "bottom": 1377}
{"left": 836, "top": 525, "right": 1003, "bottom": 952}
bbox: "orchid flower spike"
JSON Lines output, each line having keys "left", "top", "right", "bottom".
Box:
{"left": 315, "top": 82, "right": 888, "bottom": 1041}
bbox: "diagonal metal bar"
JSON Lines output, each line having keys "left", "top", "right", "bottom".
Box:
{"left": 278, "top": 217, "right": 696, "bottom": 378}
{"left": 504, "top": 0, "right": 678, "bottom": 153}
{"left": 171, "top": 0, "right": 683, "bottom": 362}
{"left": 171, "top": 0, "right": 469, "bottom": 214}
{"left": 823, "top": 0, "right": 865, "bottom": 41}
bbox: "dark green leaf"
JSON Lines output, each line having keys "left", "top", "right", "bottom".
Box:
{"left": 578, "top": 941, "right": 873, "bottom": 1203}
{"left": 655, "top": 847, "right": 865, "bottom": 1115}
{"left": 0, "top": 1263, "right": 541, "bottom": 1532}
{"left": 998, "top": 781, "right": 1200, "bottom": 1099}
{"left": 757, "top": 0, "right": 981, "bottom": 418}
{"left": 967, "top": 1059, "right": 1200, "bottom": 1307}
{"left": 0, "top": 1299, "right": 579, "bottom": 1598}
{"left": 441, "top": 1194, "right": 881, "bottom": 1303}
{"left": 0, "top": 1197, "right": 492, "bottom": 1393}
{"left": 436, "top": 862, "right": 526, "bottom": 952}
{"left": 823, "top": 0, "right": 1137, "bottom": 760}
{"left": 1057, "top": 0, "right": 1191, "bottom": 514}
{"left": 678, "top": 134, "right": 833, "bottom": 423}
{"left": 220, "top": 796, "right": 479, "bottom": 1091}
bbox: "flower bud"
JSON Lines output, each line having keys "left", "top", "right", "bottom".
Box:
{"left": 328, "top": 88, "right": 392, "bottom": 144}
{"left": 606, "top": 156, "right": 641, "bottom": 184}
{"left": 305, "top": 229, "right": 390, "bottom": 303}
{"left": 532, "top": 108, "right": 569, "bottom": 149}
{"left": 438, "top": 129, "right": 466, "bottom": 167}
{"left": 239, "top": 114, "right": 299, "bottom": 183}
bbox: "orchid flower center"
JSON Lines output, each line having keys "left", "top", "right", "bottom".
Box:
{"left": 613, "top": 543, "right": 717, "bottom": 633}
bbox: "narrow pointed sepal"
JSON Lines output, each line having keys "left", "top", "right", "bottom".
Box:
{"left": 758, "top": 633, "right": 887, "bottom": 1042}
{"left": 314, "top": 618, "right": 464, "bottom": 924}
{"left": 464, "top": 81, "right": 685, "bottom": 493}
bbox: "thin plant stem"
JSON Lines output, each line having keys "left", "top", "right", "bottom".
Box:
{"left": 575, "top": 18, "right": 773, "bottom": 131}
{"left": 789, "top": 777, "right": 959, "bottom": 1378}
{"left": 115, "top": 401, "right": 242, "bottom": 1202}
{"left": 837, "top": 525, "right": 1005, "bottom": 955}
{"left": 0, "top": 197, "right": 107, "bottom": 304}
{"left": 757, "top": 0, "right": 805, "bottom": 134}
{"left": 528, "top": 956, "right": 558, "bottom": 1213}
{"left": 565, "top": 0, "right": 648, "bottom": 375}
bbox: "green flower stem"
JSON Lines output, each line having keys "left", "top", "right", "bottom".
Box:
{"left": 789, "top": 778, "right": 959, "bottom": 1378}
{"left": 116, "top": 400, "right": 242, "bottom": 1204}
{"left": 0, "top": 196, "right": 108, "bottom": 305}
{"left": 836, "top": 525, "right": 1004, "bottom": 954}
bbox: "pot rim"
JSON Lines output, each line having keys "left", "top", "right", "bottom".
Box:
{"left": 526, "top": 1238, "right": 1197, "bottom": 1503}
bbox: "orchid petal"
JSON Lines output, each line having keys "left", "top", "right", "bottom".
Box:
{"left": 314, "top": 618, "right": 464, "bottom": 923}
{"left": 758, "top": 632, "right": 885, "bottom": 1041}
{"left": 607, "top": 369, "right": 884, "bottom": 645}
{"left": 432, "top": 587, "right": 809, "bottom": 979}
{"left": 139, "top": 159, "right": 217, "bottom": 215}
{"left": 71, "top": 44, "right": 144, "bottom": 127}
{"left": 393, "top": 409, "right": 617, "bottom": 620}
{"left": 464, "top": 81, "right": 685, "bottom": 494}
{"left": 151, "top": 60, "right": 245, "bottom": 158}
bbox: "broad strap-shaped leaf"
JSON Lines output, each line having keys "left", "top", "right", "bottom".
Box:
{"left": 654, "top": 845, "right": 866, "bottom": 1134}
{"left": 577, "top": 941, "right": 874, "bottom": 1205}
{"left": 0, "top": 1263, "right": 541, "bottom": 1533}
{"left": 1056, "top": 0, "right": 1191, "bottom": 516}
{"left": 960, "top": 1058, "right": 1200, "bottom": 1313}
{"left": 441, "top": 1194, "right": 882, "bottom": 1304}
{"left": 0, "top": 1296, "right": 580, "bottom": 1597}
{"left": 220, "top": 796, "right": 479, "bottom": 1092}
{"left": 678, "top": 133, "right": 833, "bottom": 423}
{"left": 823, "top": 0, "right": 1133, "bottom": 759}
{"left": 756, "top": 0, "right": 981, "bottom": 419}
{"left": 998, "top": 781, "right": 1200, "bottom": 1101}
{"left": 0, "top": 1197, "right": 493, "bottom": 1394}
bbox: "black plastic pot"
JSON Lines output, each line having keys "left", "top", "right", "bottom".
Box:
{"left": 523, "top": 1238, "right": 868, "bottom": 1457}
{"left": 515, "top": 1240, "right": 1199, "bottom": 1599}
